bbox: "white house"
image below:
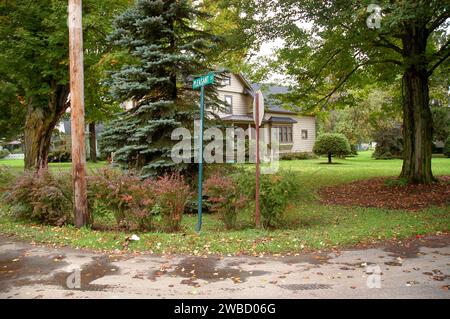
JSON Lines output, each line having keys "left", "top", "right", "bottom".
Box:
{"left": 213, "top": 73, "right": 316, "bottom": 154}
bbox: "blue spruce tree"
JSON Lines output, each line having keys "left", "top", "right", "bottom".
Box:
{"left": 101, "top": 0, "right": 224, "bottom": 177}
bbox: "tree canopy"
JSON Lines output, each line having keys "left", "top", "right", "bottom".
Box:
{"left": 236, "top": 0, "right": 450, "bottom": 183}
{"left": 100, "top": 0, "right": 225, "bottom": 178}
{"left": 0, "top": 0, "right": 131, "bottom": 169}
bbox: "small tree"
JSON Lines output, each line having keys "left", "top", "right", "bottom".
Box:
{"left": 373, "top": 126, "right": 404, "bottom": 159}
{"left": 313, "top": 133, "right": 351, "bottom": 164}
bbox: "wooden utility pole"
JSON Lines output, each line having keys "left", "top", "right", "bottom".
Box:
{"left": 255, "top": 93, "right": 260, "bottom": 228}
{"left": 68, "top": 0, "right": 90, "bottom": 227}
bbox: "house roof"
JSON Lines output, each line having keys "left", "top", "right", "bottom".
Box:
{"left": 267, "top": 116, "right": 298, "bottom": 124}
{"left": 221, "top": 114, "right": 254, "bottom": 123}
{"left": 249, "top": 83, "right": 299, "bottom": 114}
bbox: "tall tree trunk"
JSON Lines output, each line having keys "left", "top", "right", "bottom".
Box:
{"left": 88, "top": 122, "right": 97, "bottom": 163}
{"left": 328, "top": 152, "right": 332, "bottom": 164}
{"left": 24, "top": 107, "right": 54, "bottom": 170}
{"left": 400, "top": 26, "right": 434, "bottom": 184}
{"left": 23, "top": 83, "right": 69, "bottom": 171}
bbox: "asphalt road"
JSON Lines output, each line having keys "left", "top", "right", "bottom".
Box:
{"left": 0, "top": 234, "right": 449, "bottom": 299}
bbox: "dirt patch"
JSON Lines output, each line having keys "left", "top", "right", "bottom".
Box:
{"left": 319, "top": 176, "right": 450, "bottom": 210}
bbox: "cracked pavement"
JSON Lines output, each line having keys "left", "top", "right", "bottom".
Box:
{"left": 0, "top": 234, "right": 449, "bottom": 299}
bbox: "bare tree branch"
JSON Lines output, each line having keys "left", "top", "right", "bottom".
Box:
{"left": 427, "top": 11, "right": 450, "bottom": 33}
{"left": 372, "top": 35, "right": 403, "bottom": 55}
{"left": 428, "top": 47, "right": 450, "bottom": 76}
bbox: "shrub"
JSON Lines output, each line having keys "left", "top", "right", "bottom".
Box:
{"left": 87, "top": 168, "right": 154, "bottom": 230}
{"left": 281, "top": 152, "right": 317, "bottom": 160}
{"left": 48, "top": 150, "right": 71, "bottom": 163}
{"left": 204, "top": 174, "right": 247, "bottom": 229}
{"left": 313, "top": 133, "right": 351, "bottom": 163}
{"left": 4, "top": 170, "right": 72, "bottom": 226}
{"left": 88, "top": 169, "right": 190, "bottom": 232}
{"left": 372, "top": 127, "right": 403, "bottom": 159}
{"left": 0, "top": 166, "right": 15, "bottom": 192}
{"left": 232, "top": 170, "right": 299, "bottom": 228}
{"left": 0, "top": 149, "right": 10, "bottom": 159}
{"left": 150, "top": 173, "right": 191, "bottom": 232}
{"left": 444, "top": 136, "right": 450, "bottom": 158}
{"left": 10, "top": 148, "right": 23, "bottom": 154}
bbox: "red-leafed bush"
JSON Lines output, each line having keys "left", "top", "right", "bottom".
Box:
{"left": 204, "top": 174, "right": 247, "bottom": 229}
{"left": 3, "top": 170, "right": 72, "bottom": 226}
{"left": 88, "top": 169, "right": 190, "bottom": 232}
{"left": 88, "top": 168, "right": 154, "bottom": 230}
{"left": 150, "top": 173, "right": 191, "bottom": 232}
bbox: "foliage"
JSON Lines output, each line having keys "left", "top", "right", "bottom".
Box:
{"left": 87, "top": 168, "right": 154, "bottom": 231}
{"left": 232, "top": 170, "right": 299, "bottom": 228}
{"left": 3, "top": 170, "right": 72, "bottom": 226}
{"left": 431, "top": 105, "right": 450, "bottom": 142}
{"left": 281, "top": 152, "right": 317, "bottom": 161}
{"left": 88, "top": 168, "right": 190, "bottom": 232}
{"left": 240, "top": 0, "right": 450, "bottom": 184}
{"left": 444, "top": 137, "right": 450, "bottom": 158}
{"left": 101, "top": 0, "right": 225, "bottom": 178}
{"left": 0, "top": 149, "right": 10, "bottom": 159}
{"left": 151, "top": 173, "right": 191, "bottom": 232}
{"left": 0, "top": 166, "right": 15, "bottom": 192}
{"left": 0, "top": 0, "right": 131, "bottom": 169}
{"left": 313, "top": 133, "right": 351, "bottom": 163}
{"left": 204, "top": 174, "right": 247, "bottom": 229}
{"left": 373, "top": 127, "right": 403, "bottom": 160}
{"left": 0, "top": 152, "right": 449, "bottom": 254}
{"left": 0, "top": 81, "right": 26, "bottom": 141}
{"left": 48, "top": 150, "right": 71, "bottom": 163}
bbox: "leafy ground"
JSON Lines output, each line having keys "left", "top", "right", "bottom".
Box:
{"left": 0, "top": 151, "right": 449, "bottom": 255}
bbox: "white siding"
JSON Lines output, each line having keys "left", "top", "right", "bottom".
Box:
{"left": 215, "top": 73, "right": 251, "bottom": 116}
{"left": 264, "top": 112, "right": 316, "bottom": 153}
{"left": 292, "top": 116, "right": 316, "bottom": 152}
{"left": 212, "top": 72, "right": 317, "bottom": 153}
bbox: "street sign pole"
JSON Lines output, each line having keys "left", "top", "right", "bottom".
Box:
{"left": 193, "top": 72, "right": 214, "bottom": 233}
{"left": 255, "top": 93, "right": 261, "bottom": 228}
{"left": 196, "top": 85, "right": 205, "bottom": 232}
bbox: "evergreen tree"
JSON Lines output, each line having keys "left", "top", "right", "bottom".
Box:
{"left": 101, "top": 0, "right": 224, "bottom": 178}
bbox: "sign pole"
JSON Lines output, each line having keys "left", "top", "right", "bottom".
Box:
{"left": 192, "top": 72, "right": 214, "bottom": 233}
{"left": 255, "top": 93, "right": 261, "bottom": 228}
{"left": 68, "top": 0, "right": 89, "bottom": 228}
{"left": 196, "top": 85, "right": 205, "bottom": 232}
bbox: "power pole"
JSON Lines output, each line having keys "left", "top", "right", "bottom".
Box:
{"left": 68, "top": 0, "right": 89, "bottom": 227}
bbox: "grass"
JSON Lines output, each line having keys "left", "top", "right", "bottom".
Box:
{"left": 0, "top": 159, "right": 106, "bottom": 174}
{"left": 0, "top": 151, "right": 449, "bottom": 255}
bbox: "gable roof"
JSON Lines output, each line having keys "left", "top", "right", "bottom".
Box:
{"left": 250, "top": 83, "right": 299, "bottom": 114}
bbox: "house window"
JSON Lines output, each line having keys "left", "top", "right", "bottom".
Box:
{"left": 275, "top": 126, "right": 293, "bottom": 143}
{"left": 224, "top": 95, "right": 233, "bottom": 113}
{"left": 287, "top": 127, "right": 293, "bottom": 142}
{"left": 223, "top": 76, "right": 231, "bottom": 86}
{"left": 301, "top": 129, "right": 308, "bottom": 140}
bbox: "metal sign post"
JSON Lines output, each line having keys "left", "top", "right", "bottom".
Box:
{"left": 193, "top": 72, "right": 215, "bottom": 232}
{"left": 253, "top": 90, "right": 264, "bottom": 228}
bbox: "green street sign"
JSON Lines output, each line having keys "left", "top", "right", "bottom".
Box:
{"left": 193, "top": 72, "right": 215, "bottom": 89}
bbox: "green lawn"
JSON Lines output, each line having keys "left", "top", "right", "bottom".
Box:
{"left": 0, "top": 159, "right": 106, "bottom": 174}
{"left": 0, "top": 151, "right": 449, "bottom": 255}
